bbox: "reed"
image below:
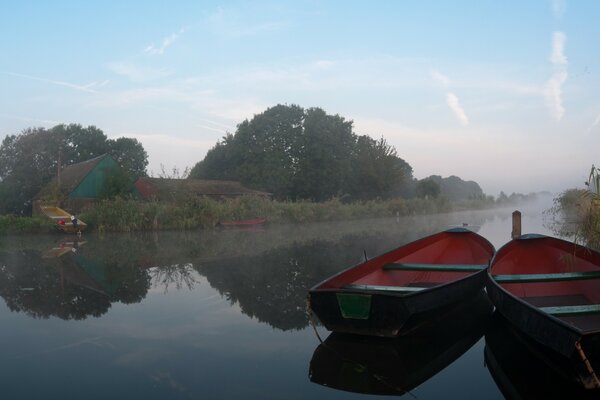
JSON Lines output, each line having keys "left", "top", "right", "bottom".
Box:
{"left": 0, "top": 215, "right": 55, "bottom": 234}
{"left": 0, "top": 194, "right": 496, "bottom": 234}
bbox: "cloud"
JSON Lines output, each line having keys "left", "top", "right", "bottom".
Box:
{"left": 446, "top": 93, "right": 469, "bottom": 126}
{"left": 144, "top": 28, "right": 185, "bottom": 55}
{"left": 4, "top": 72, "right": 103, "bottom": 93}
{"left": 545, "top": 70, "right": 567, "bottom": 121}
{"left": 430, "top": 69, "right": 450, "bottom": 88}
{"left": 545, "top": 31, "right": 568, "bottom": 121}
{"left": 106, "top": 61, "right": 172, "bottom": 81}
{"left": 550, "top": 31, "right": 567, "bottom": 65}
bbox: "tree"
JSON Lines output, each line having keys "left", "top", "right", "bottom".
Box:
{"left": 107, "top": 137, "right": 148, "bottom": 178}
{"left": 416, "top": 178, "right": 441, "bottom": 198}
{"left": 292, "top": 107, "right": 355, "bottom": 200}
{"left": 350, "top": 136, "right": 413, "bottom": 200}
{"left": 190, "top": 104, "right": 414, "bottom": 201}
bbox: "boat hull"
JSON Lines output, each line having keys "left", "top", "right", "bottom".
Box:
{"left": 310, "top": 270, "right": 488, "bottom": 337}
{"left": 485, "top": 313, "right": 600, "bottom": 399}
{"left": 486, "top": 235, "right": 600, "bottom": 390}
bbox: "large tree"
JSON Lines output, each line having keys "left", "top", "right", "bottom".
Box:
{"left": 0, "top": 124, "right": 148, "bottom": 214}
{"left": 190, "top": 104, "right": 413, "bottom": 201}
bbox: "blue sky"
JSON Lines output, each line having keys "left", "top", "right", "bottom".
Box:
{"left": 1, "top": 0, "right": 598, "bottom": 195}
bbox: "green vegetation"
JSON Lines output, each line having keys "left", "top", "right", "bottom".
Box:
{"left": 0, "top": 124, "right": 148, "bottom": 214}
{"left": 551, "top": 166, "right": 600, "bottom": 249}
{"left": 190, "top": 104, "right": 413, "bottom": 201}
{"left": 75, "top": 195, "right": 461, "bottom": 232}
{"left": 0, "top": 216, "right": 55, "bottom": 234}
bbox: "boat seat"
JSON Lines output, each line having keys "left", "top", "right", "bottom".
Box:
{"left": 343, "top": 284, "right": 425, "bottom": 293}
{"left": 383, "top": 263, "right": 487, "bottom": 272}
{"left": 539, "top": 304, "right": 600, "bottom": 316}
{"left": 493, "top": 271, "right": 600, "bottom": 283}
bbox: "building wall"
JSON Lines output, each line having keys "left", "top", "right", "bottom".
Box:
{"left": 70, "top": 156, "right": 119, "bottom": 198}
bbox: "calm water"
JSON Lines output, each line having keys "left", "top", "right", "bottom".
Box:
{"left": 0, "top": 205, "right": 588, "bottom": 399}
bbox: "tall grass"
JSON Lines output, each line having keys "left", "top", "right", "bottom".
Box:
{"left": 550, "top": 166, "right": 600, "bottom": 249}
{"left": 0, "top": 216, "right": 55, "bottom": 234}
{"left": 79, "top": 195, "right": 461, "bottom": 232}
{"left": 0, "top": 194, "right": 493, "bottom": 234}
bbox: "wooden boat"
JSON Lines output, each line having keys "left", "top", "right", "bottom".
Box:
{"left": 309, "top": 291, "right": 492, "bottom": 395}
{"left": 40, "top": 206, "right": 87, "bottom": 233}
{"left": 218, "top": 217, "right": 266, "bottom": 227}
{"left": 485, "top": 313, "right": 599, "bottom": 399}
{"left": 308, "top": 227, "right": 495, "bottom": 337}
{"left": 486, "top": 234, "right": 600, "bottom": 390}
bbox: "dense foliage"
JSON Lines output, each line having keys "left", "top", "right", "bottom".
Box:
{"left": 190, "top": 104, "right": 413, "bottom": 201}
{"left": 420, "top": 175, "right": 484, "bottom": 201}
{"left": 0, "top": 124, "right": 148, "bottom": 214}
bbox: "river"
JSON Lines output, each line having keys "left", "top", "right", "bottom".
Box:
{"left": 0, "top": 203, "right": 590, "bottom": 399}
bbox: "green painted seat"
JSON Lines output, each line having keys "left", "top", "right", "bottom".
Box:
{"left": 343, "top": 284, "right": 425, "bottom": 293}
{"left": 493, "top": 271, "right": 600, "bottom": 283}
{"left": 539, "top": 304, "right": 600, "bottom": 316}
{"left": 383, "top": 263, "right": 487, "bottom": 272}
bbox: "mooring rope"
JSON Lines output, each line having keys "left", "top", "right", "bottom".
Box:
{"left": 306, "top": 296, "right": 324, "bottom": 344}
{"left": 575, "top": 340, "right": 600, "bottom": 389}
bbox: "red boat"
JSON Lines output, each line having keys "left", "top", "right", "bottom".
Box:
{"left": 218, "top": 218, "right": 267, "bottom": 227}
{"left": 308, "top": 228, "right": 495, "bottom": 337}
{"left": 487, "top": 234, "right": 600, "bottom": 390}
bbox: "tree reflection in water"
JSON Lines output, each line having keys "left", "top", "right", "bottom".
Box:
{"left": 149, "top": 263, "right": 197, "bottom": 293}
{"left": 0, "top": 214, "right": 489, "bottom": 327}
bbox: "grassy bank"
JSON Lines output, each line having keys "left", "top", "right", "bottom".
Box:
{"left": 0, "top": 215, "right": 55, "bottom": 234}
{"left": 0, "top": 195, "right": 498, "bottom": 234}
{"left": 550, "top": 189, "right": 600, "bottom": 248}
{"left": 80, "top": 196, "right": 456, "bottom": 232}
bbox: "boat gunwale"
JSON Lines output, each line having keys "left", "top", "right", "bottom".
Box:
{"left": 312, "top": 267, "right": 489, "bottom": 298}
{"left": 487, "top": 233, "right": 600, "bottom": 337}
{"left": 309, "top": 227, "right": 495, "bottom": 295}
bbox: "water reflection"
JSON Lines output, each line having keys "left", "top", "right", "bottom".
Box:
{"left": 309, "top": 291, "right": 493, "bottom": 396}
{"left": 0, "top": 209, "right": 534, "bottom": 327}
{"left": 0, "top": 215, "right": 469, "bottom": 326}
{"left": 484, "top": 314, "right": 600, "bottom": 399}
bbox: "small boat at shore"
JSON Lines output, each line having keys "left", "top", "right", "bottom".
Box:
{"left": 40, "top": 206, "right": 86, "bottom": 233}
{"left": 308, "top": 227, "right": 495, "bottom": 337}
{"left": 218, "top": 217, "right": 266, "bottom": 227}
{"left": 487, "top": 234, "right": 600, "bottom": 390}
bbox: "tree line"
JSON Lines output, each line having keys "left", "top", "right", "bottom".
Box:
{"left": 0, "top": 104, "right": 489, "bottom": 216}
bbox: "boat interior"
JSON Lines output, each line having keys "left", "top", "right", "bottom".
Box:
{"left": 319, "top": 232, "right": 494, "bottom": 292}
{"left": 491, "top": 237, "right": 600, "bottom": 332}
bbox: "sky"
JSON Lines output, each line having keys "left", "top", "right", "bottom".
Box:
{"left": 1, "top": 0, "right": 598, "bottom": 196}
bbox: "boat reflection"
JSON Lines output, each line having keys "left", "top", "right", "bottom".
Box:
{"left": 484, "top": 313, "right": 600, "bottom": 399}
{"left": 309, "top": 291, "right": 492, "bottom": 395}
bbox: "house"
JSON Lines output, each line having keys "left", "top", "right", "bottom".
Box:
{"left": 33, "top": 154, "right": 122, "bottom": 215}
{"left": 133, "top": 177, "right": 270, "bottom": 201}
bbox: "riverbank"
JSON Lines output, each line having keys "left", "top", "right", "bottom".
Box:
{"left": 1, "top": 195, "right": 498, "bottom": 234}
{"left": 549, "top": 189, "right": 600, "bottom": 249}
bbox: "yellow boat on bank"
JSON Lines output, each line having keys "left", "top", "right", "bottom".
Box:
{"left": 40, "top": 206, "right": 87, "bottom": 234}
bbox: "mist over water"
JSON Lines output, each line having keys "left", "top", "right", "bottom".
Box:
{"left": 0, "top": 202, "right": 574, "bottom": 399}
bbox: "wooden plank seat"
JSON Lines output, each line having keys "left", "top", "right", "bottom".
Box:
{"left": 493, "top": 271, "right": 600, "bottom": 283}
{"left": 539, "top": 304, "right": 600, "bottom": 316}
{"left": 383, "top": 263, "right": 487, "bottom": 272}
{"left": 343, "top": 284, "right": 425, "bottom": 293}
